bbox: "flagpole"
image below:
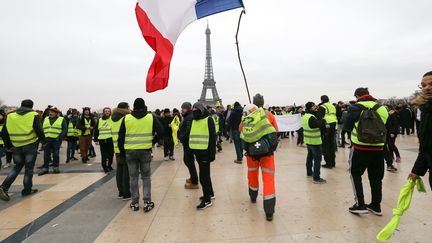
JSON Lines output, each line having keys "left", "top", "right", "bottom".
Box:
{"left": 235, "top": 9, "right": 251, "bottom": 104}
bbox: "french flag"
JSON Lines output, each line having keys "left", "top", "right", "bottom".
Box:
{"left": 135, "top": 0, "right": 244, "bottom": 92}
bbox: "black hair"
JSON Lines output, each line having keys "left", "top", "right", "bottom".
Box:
{"left": 320, "top": 95, "right": 329, "bottom": 103}
{"left": 423, "top": 71, "right": 432, "bottom": 78}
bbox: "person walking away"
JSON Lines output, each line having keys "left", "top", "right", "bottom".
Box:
{"left": 209, "top": 107, "right": 223, "bottom": 152}
{"left": 118, "top": 98, "right": 163, "bottom": 212}
{"left": 344, "top": 88, "right": 388, "bottom": 215}
{"left": 66, "top": 109, "right": 79, "bottom": 163}
{"left": 161, "top": 108, "right": 175, "bottom": 161}
{"left": 0, "top": 110, "right": 5, "bottom": 169}
{"left": 0, "top": 99, "right": 45, "bottom": 201}
{"left": 94, "top": 107, "right": 114, "bottom": 172}
{"left": 408, "top": 71, "right": 432, "bottom": 188}
{"left": 189, "top": 103, "right": 216, "bottom": 210}
{"left": 76, "top": 107, "right": 95, "bottom": 163}
{"left": 302, "top": 102, "right": 327, "bottom": 184}
{"left": 399, "top": 104, "right": 412, "bottom": 135}
{"left": 296, "top": 106, "right": 305, "bottom": 146}
{"left": 317, "top": 95, "right": 337, "bottom": 168}
{"left": 179, "top": 102, "right": 200, "bottom": 190}
{"left": 111, "top": 102, "right": 131, "bottom": 200}
{"left": 39, "top": 107, "right": 66, "bottom": 175}
{"left": 241, "top": 93, "right": 279, "bottom": 221}
{"left": 226, "top": 102, "right": 243, "bottom": 164}
{"left": 384, "top": 105, "right": 400, "bottom": 171}
{"left": 340, "top": 105, "right": 349, "bottom": 148}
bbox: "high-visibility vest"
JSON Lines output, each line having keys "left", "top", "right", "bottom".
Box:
{"left": 281, "top": 111, "right": 287, "bottom": 115}
{"left": 320, "top": 102, "right": 337, "bottom": 124}
{"left": 351, "top": 101, "right": 389, "bottom": 147}
{"left": 240, "top": 108, "right": 276, "bottom": 143}
{"left": 0, "top": 124, "right": 4, "bottom": 145}
{"left": 212, "top": 114, "right": 219, "bottom": 133}
{"left": 124, "top": 114, "right": 153, "bottom": 150}
{"left": 111, "top": 117, "right": 125, "bottom": 154}
{"left": 98, "top": 117, "right": 113, "bottom": 140}
{"left": 6, "top": 111, "right": 38, "bottom": 147}
{"left": 43, "top": 116, "right": 64, "bottom": 139}
{"left": 82, "top": 117, "right": 91, "bottom": 136}
{"left": 189, "top": 117, "right": 209, "bottom": 150}
{"left": 301, "top": 113, "right": 322, "bottom": 145}
{"left": 67, "top": 120, "right": 79, "bottom": 137}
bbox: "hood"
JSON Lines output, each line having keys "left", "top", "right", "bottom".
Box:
{"left": 356, "top": 94, "right": 377, "bottom": 102}
{"left": 131, "top": 109, "right": 149, "bottom": 119}
{"left": 111, "top": 108, "right": 130, "bottom": 122}
{"left": 233, "top": 105, "right": 243, "bottom": 113}
{"left": 192, "top": 103, "right": 210, "bottom": 120}
{"left": 16, "top": 106, "right": 34, "bottom": 115}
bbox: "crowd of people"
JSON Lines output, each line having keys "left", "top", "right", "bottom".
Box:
{"left": 0, "top": 71, "right": 431, "bottom": 222}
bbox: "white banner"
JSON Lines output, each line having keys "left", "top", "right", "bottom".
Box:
{"left": 275, "top": 114, "right": 302, "bottom": 132}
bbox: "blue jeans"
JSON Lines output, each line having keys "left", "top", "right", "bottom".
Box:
{"left": 67, "top": 139, "right": 77, "bottom": 160}
{"left": 43, "top": 140, "right": 61, "bottom": 169}
{"left": 306, "top": 145, "right": 322, "bottom": 181}
{"left": 231, "top": 129, "right": 243, "bottom": 161}
{"left": 1, "top": 143, "right": 38, "bottom": 194}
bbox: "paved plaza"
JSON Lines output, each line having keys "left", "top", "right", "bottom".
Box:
{"left": 0, "top": 135, "right": 430, "bottom": 242}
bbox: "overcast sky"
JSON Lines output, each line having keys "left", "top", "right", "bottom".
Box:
{"left": 1, "top": 0, "right": 431, "bottom": 111}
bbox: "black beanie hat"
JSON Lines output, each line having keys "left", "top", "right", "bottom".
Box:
{"left": 133, "top": 98, "right": 146, "bottom": 110}
{"left": 21, "top": 99, "right": 34, "bottom": 109}
{"left": 181, "top": 102, "right": 192, "bottom": 110}
{"left": 117, "top": 102, "right": 129, "bottom": 109}
{"left": 305, "top": 102, "right": 315, "bottom": 110}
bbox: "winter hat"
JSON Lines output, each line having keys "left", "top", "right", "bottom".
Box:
{"left": 253, "top": 93, "right": 264, "bottom": 107}
{"left": 234, "top": 101, "right": 241, "bottom": 108}
{"left": 48, "top": 106, "right": 61, "bottom": 113}
{"left": 181, "top": 102, "right": 192, "bottom": 110}
{"left": 305, "top": 102, "right": 315, "bottom": 110}
{"left": 173, "top": 108, "right": 179, "bottom": 113}
{"left": 21, "top": 99, "right": 34, "bottom": 109}
{"left": 243, "top": 104, "right": 258, "bottom": 117}
{"left": 133, "top": 98, "right": 146, "bottom": 110}
{"left": 163, "top": 108, "right": 170, "bottom": 114}
{"left": 354, "top": 87, "right": 369, "bottom": 97}
{"left": 117, "top": 102, "right": 129, "bottom": 109}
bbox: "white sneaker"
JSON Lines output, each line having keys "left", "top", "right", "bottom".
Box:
{"left": 164, "top": 156, "right": 169, "bottom": 161}
{"left": 3, "top": 163, "right": 11, "bottom": 169}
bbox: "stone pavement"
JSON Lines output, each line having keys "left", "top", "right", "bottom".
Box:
{"left": 0, "top": 135, "right": 431, "bottom": 242}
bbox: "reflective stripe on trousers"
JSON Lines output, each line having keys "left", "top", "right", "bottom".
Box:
{"left": 246, "top": 154, "right": 275, "bottom": 200}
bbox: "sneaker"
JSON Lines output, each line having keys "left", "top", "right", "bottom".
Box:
{"left": 200, "top": 195, "right": 216, "bottom": 201}
{"left": 122, "top": 195, "right": 131, "bottom": 201}
{"left": 3, "top": 163, "right": 11, "bottom": 169}
{"left": 164, "top": 156, "right": 169, "bottom": 161}
{"left": 349, "top": 204, "right": 368, "bottom": 214}
{"left": 118, "top": 193, "right": 123, "bottom": 199}
{"left": 130, "top": 202, "right": 139, "bottom": 211}
{"left": 184, "top": 183, "right": 199, "bottom": 189}
{"left": 143, "top": 201, "right": 155, "bottom": 212}
{"left": 386, "top": 165, "right": 398, "bottom": 173}
{"left": 313, "top": 178, "right": 327, "bottom": 184}
{"left": 169, "top": 156, "right": 175, "bottom": 161}
{"left": 0, "top": 187, "right": 10, "bottom": 201}
{"left": 22, "top": 189, "right": 38, "bottom": 197}
{"left": 266, "top": 213, "right": 273, "bottom": 221}
{"left": 196, "top": 200, "right": 213, "bottom": 210}
{"left": 366, "top": 204, "right": 383, "bottom": 216}
{"left": 234, "top": 160, "right": 242, "bottom": 164}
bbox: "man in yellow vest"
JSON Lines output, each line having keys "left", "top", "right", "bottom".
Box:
{"left": 0, "top": 109, "right": 5, "bottom": 169}
{"left": 317, "top": 95, "right": 337, "bottom": 168}
{"left": 118, "top": 98, "right": 163, "bottom": 212}
{"left": 111, "top": 102, "right": 131, "bottom": 200}
{"left": 189, "top": 103, "right": 216, "bottom": 210}
{"left": 76, "top": 107, "right": 95, "bottom": 163}
{"left": 39, "top": 107, "right": 67, "bottom": 176}
{"left": 302, "top": 102, "right": 327, "bottom": 184}
{"left": 345, "top": 88, "right": 389, "bottom": 215}
{"left": 65, "top": 109, "right": 79, "bottom": 163}
{"left": 0, "top": 99, "right": 45, "bottom": 201}
{"left": 94, "top": 107, "right": 114, "bottom": 173}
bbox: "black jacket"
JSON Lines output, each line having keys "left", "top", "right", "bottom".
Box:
{"left": 161, "top": 116, "right": 174, "bottom": 138}
{"left": 386, "top": 111, "right": 400, "bottom": 136}
{"left": 226, "top": 105, "right": 243, "bottom": 131}
{"left": 76, "top": 115, "right": 96, "bottom": 136}
{"left": 178, "top": 110, "right": 193, "bottom": 145}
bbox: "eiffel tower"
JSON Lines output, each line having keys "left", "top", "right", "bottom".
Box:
{"left": 198, "top": 23, "right": 222, "bottom": 107}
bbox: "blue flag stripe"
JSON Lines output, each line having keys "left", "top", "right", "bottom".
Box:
{"left": 195, "top": 0, "right": 244, "bottom": 19}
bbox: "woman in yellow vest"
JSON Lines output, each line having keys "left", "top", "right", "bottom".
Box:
{"left": 94, "top": 107, "right": 114, "bottom": 173}
{"left": 189, "top": 103, "right": 216, "bottom": 210}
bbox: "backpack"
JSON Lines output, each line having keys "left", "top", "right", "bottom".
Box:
{"left": 357, "top": 104, "right": 387, "bottom": 144}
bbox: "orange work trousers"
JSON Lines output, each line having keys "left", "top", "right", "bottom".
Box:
{"left": 247, "top": 154, "right": 276, "bottom": 214}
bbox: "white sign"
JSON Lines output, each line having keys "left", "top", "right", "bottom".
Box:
{"left": 275, "top": 114, "right": 302, "bottom": 132}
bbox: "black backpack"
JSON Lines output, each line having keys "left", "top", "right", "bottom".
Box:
{"left": 357, "top": 104, "right": 387, "bottom": 144}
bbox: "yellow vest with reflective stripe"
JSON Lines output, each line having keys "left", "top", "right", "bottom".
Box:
{"left": 6, "top": 111, "right": 38, "bottom": 147}
{"left": 320, "top": 102, "right": 337, "bottom": 124}
{"left": 212, "top": 115, "right": 219, "bottom": 133}
{"left": 301, "top": 113, "right": 322, "bottom": 145}
{"left": 67, "top": 120, "right": 79, "bottom": 137}
{"left": 124, "top": 114, "right": 153, "bottom": 150}
{"left": 98, "top": 117, "right": 113, "bottom": 140}
{"left": 0, "top": 124, "right": 4, "bottom": 145}
{"left": 240, "top": 108, "right": 276, "bottom": 143}
{"left": 43, "top": 116, "right": 64, "bottom": 139}
{"left": 81, "top": 117, "right": 92, "bottom": 136}
{"left": 111, "top": 117, "right": 124, "bottom": 154}
{"left": 189, "top": 117, "right": 209, "bottom": 150}
{"left": 351, "top": 101, "right": 389, "bottom": 147}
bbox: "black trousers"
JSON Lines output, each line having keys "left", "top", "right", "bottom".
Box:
{"left": 296, "top": 128, "right": 304, "bottom": 145}
{"left": 183, "top": 146, "right": 198, "bottom": 185}
{"left": 322, "top": 123, "right": 336, "bottom": 166}
{"left": 99, "top": 138, "right": 114, "bottom": 171}
{"left": 163, "top": 136, "right": 174, "bottom": 157}
{"left": 197, "top": 159, "right": 214, "bottom": 201}
{"left": 349, "top": 149, "right": 384, "bottom": 207}
{"left": 115, "top": 154, "right": 130, "bottom": 197}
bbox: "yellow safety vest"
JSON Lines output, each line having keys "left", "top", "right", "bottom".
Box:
{"left": 212, "top": 114, "right": 219, "bottom": 134}
{"left": 111, "top": 117, "right": 125, "bottom": 154}
{"left": 301, "top": 113, "right": 322, "bottom": 145}
{"left": 81, "top": 117, "right": 92, "bottom": 136}
{"left": 240, "top": 108, "right": 276, "bottom": 143}
{"left": 67, "top": 120, "right": 79, "bottom": 137}
{"left": 6, "top": 111, "right": 39, "bottom": 147}
{"left": 351, "top": 101, "right": 389, "bottom": 147}
{"left": 189, "top": 117, "right": 209, "bottom": 150}
{"left": 320, "top": 102, "right": 337, "bottom": 124}
{"left": 0, "top": 124, "right": 4, "bottom": 145}
{"left": 43, "top": 116, "right": 64, "bottom": 139}
{"left": 98, "top": 117, "right": 113, "bottom": 140}
{"left": 124, "top": 114, "right": 153, "bottom": 150}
